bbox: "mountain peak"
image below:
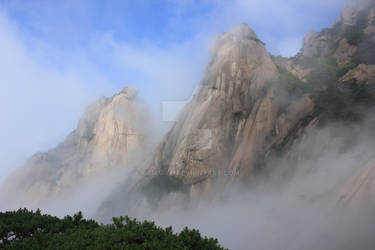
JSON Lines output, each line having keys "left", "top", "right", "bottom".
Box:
{"left": 226, "top": 23, "right": 259, "bottom": 40}
{"left": 120, "top": 85, "right": 138, "bottom": 99}
{"left": 0, "top": 85, "right": 149, "bottom": 209}
{"left": 338, "top": 0, "right": 375, "bottom": 26}
{"left": 210, "top": 23, "right": 264, "bottom": 58}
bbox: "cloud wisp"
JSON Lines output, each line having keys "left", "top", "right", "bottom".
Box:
{"left": 0, "top": 0, "right": 348, "bottom": 192}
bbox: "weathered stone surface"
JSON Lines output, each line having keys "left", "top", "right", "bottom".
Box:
{"left": 275, "top": 95, "right": 315, "bottom": 140}
{"left": 126, "top": 24, "right": 318, "bottom": 209}
{"left": 0, "top": 86, "right": 149, "bottom": 208}
{"left": 334, "top": 38, "right": 358, "bottom": 66}
{"left": 4, "top": 0, "right": 375, "bottom": 220}
{"left": 301, "top": 31, "right": 332, "bottom": 58}
{"left": 279, "top": 59, "right": 312, "bottom": 82}
{"left": 299, "top": 1, "right": 375, "bottom": 63}
{"left": 122, "top": 0, "right": 375, "bottom": 213}
{"left": 364, "top": 8, "right": 375, "bottom": 42}
{"left": 338, "top": 0, "right": 374, "bottom": 26}
{"left": 341, "top": 64, "right": 375, "bottom": 83}
{"left": 159, "top": 24, "right": 279, "bottom": 184}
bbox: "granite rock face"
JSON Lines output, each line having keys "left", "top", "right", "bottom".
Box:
{"left": 98, "top": 1, "right": 375, "bottom": 217}
{"left": 341, "top": 64, "right": 375, "bottom": 83}
{"left": 334, "top": 38, "right": 358, "bottom": 66}
{"left": 301, "top": 30, "right": 332, "bottom": 58}
{"left": 0, "top": 86, "right": 149, "bottom": 209}
{"left": 120, "top": 24, "right": 318, "bottom": 211}
{"left": 2, "top": 0, "right": 375, "bottom": 222}
{"left": 338, "top": 0, "right": 375, "bottom": 26}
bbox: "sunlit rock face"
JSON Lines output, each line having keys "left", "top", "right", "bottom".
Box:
{"left": 0, "top": 86, "right": 149, "bottom": 210}
{"left": 104, "top": 23, "right": 321, "bottom": 215}
{"left": 2, "top": 0, "right": 375, "bottom": 226}
{"left": 160, "top": 24, "right": 281, "bottom": 185}
{"left": 96, "top": 0, "right": 375, "bottom": 219}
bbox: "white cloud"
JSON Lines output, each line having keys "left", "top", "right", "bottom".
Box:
{"left": 0, "top": 8, "right": 209, "bottom": 183}
{"left": 0, "top": 0, "right": 349, "bottom": 182}
{"left": 205, "top": 0, "right": 349, "bottom": 56}
{"left": 0, "top": 11, "right": 115, "bottom": 182}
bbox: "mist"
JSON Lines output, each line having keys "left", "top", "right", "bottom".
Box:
{"left": 0, "top": 0, "right": 348, "bottom": 182}
{"left": 124, "top": 116, "right": 375, "bottom": 250}
{"left": 2, "top": 0, "right": 374, "bottom": 249}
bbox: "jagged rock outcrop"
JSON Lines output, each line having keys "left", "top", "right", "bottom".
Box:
{"left": 161, "top": 24, "right": 281, "bottom": 185}
{"left": 97, "top": 0, "right": 375, "bottom": 218}
{"left": 301, "top": 30, "right": 332, "bottom": 58}
{"left": 102, "top": 24, "right": 320, "bottom": 214}
{"left": 334, "top": 38, "right": 357, "bottom": 66}
{"left": 281, "top": 0, "right": 375, "bottom": 83}
{"left": 1, "top": 0, "right": 373, "bottom": 224}
{"left": 338, "top": 0, "right": 375, "bottom": 27}
{"left": 341, "top": 64, "right": 375, "bottom": 83}
{"left": 270, "top": 1, "right": 375, "bottom": 214}
{"left": 0, "top": 86, "right": 149, "bottom": 210}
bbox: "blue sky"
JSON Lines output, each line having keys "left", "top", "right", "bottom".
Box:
{"left": 0, "top": 0, "right": 348, "bottom": 182}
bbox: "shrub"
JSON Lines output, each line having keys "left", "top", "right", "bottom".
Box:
{"left": 343, "top": 27, "right": 364, "bottom": 45}
{"left": 0, "top": 208, "right": 226, "bottom": 250}
{"left": 273, "top": 66, "right": 313, "bottom": 98}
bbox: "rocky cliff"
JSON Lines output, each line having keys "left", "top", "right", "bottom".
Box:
{"left": 2, "top": 0, "right": 375, "bottom": 224}
{"left": 97, "top": 0, "right": 375, "bottom": 218}
{"left": 0, "top": 86, "right": 149, "bottom": 210}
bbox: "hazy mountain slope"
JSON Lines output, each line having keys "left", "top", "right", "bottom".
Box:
{"left": 0, "top": 86, "right": 149, "bottom": 211}
{"left": 97, "top": 0, "right": 375, "bottom": 219}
